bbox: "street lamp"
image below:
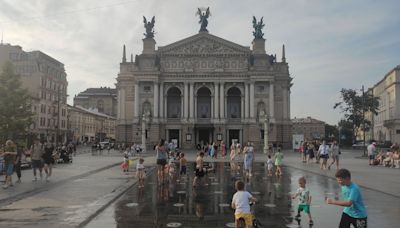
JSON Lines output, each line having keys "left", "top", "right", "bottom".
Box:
{"left": 259, "top": 111, "right": 271, "bottom": 154}
{"left": 361, "top": 85, "right": 367, "bottom": 157}
{"left": 141, "top": 111, "right": 150, "bottom": 153}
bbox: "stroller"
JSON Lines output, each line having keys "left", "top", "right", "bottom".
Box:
{"left": 57, "top": 147, "right": 73, "bottom": 163}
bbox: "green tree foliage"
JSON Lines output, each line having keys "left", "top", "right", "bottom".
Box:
{"left": 338, "top": 119, "right": 354, "bottom": 146}
{"left": 325, "top": 124, "right": 339, "bottom": 141}
{"left": 334, "top": 88, "right": 379, "bottom": 142}
{"left": 0, "top": 62, "right": 34, "bottom": 141}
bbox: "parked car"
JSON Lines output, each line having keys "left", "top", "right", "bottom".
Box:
{"left": 99, "top": 141, "right": 110, "bottom": 150}
{"left": 352, "top": 141, "right": 366, "bottom": 149}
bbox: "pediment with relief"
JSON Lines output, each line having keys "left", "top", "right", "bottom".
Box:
{"left": 158, "top": 33, "right": 250, "bottom": 56}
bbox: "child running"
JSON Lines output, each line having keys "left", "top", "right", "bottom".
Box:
{"left": 231, "top": 180, "right": 257, "bottom": 228}
{"left": 266, "top": 155, "right": 274, "bottom": 176}
{"left": 326, "top": 169, "right": 367, "bottom": 228}
{"left": 179, "top": 152, "right": 187, "bottom": 176}
{"left": 274, "top": 148, "right": 284, "bottom": 176}
{"left": 136, "top": 158, "right": 145, "bottom": 188}
{"left": 292, "top": 177, "right": 314, "bottom": 226}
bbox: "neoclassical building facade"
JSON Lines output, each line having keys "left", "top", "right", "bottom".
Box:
{"left": 116, "top": 29, "right": 292, "bottom": 149}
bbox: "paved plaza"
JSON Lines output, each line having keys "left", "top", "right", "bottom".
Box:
{"left": 0, "top": 148, "right": 399, "bottom": 227}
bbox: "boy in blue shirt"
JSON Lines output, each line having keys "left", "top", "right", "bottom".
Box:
{"left": 326, "top": 169, "right": 367, "bottom": 228}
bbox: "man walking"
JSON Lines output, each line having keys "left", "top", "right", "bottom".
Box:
{"left": 367, "top": 142, "right": 376, "bottom": 166}
{"left": 31, "top": 139, "right": 44, "bottom": 182}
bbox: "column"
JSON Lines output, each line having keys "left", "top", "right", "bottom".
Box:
{"left": 214, "top": 83, "right": 219, "bottom": 120}
{"left": 117, "top": 90, "right": 121, "bottom": 119}
{"left": 153, "top": 82, "right": 159, "bottom": 118}
{"left": 184, "top": 82, "right": 189, "bottom": 119}
{"left": 121, "top": 88, "right": 126, "bottom": 119}
{"left": 181, "top": 95, "right": 184, "bottom": 119}
{"left": 220, "top": 82, "right": 224, "bottom": 119}
{"left": 245, "top": 83, "right": 249, "bottom": 119}
{"left": 159, "top": 83, "right": 164, "bottom": 119}
{"left": 134, "top": 82, "right": 139, "bottom": 118}
{"left": 211, "top": 98, "right": 214, "bottom": 119}
{"left": 287, "top": 89, "right": 291, "bottom": 119}
{"left": 283, "top": 87, "right": 288, "bottom": 119}
{"left": 241, "top": 96, "right": 245, "bottom": 120}
{"left": 194, "top": 95, "right": 197, "bottom": 119}
{"left": 250, "top": 82, "right": 255, "bottom": 118}
{"left": 189, "top": 83, "right": 194, "bottom": 119}
{"left": 269, "top": 82, "right": 274, "bottom": 118}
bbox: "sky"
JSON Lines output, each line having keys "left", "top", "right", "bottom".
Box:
{"left": 0, "top": 0, "right": 399, "bottom": 125}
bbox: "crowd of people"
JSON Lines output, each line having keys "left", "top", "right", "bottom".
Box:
{"left": 367, "top": 141, "right": 400, "bottom": 168}
{"left": 0, "top": 138, "right": 76, "bottom": 189}
{"left": 298, "top": 139, "right": 341, "bottom": 170}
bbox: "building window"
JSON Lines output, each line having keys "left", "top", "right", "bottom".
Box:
{"left": 144, "top": 86, "right": 151, "bottom": 93}
{"left": 396, "top": 130, "right": 400, "bottom": 134}
{"left": 257, "top": 85, "right": 264, "bottom": 92}
{"left": 260, "top": 130, "right": 265, "bottom": 140}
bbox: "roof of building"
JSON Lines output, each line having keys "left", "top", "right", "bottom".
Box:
{"left": 75, "top": 87, "right": 117, "bottom": 97}
{"left": 68, "top": 105, "right": 116, "bottom": 119}
{"left": 372, "top": 65, "right": 400, "bottom": 89}
{"left": 291, "top": 117, "right": 325, "bottom": 124}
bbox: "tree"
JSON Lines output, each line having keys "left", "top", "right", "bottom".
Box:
{"left": 0, "top": 62, "right": 34, "bottom": 142}
{"left": 334, "top": 88, "right": 379, "bottom": 142}
{"left": 325, "top": 124, "right": 339, "bottom": 141}
{"left": 338, "top": 119, "right": 354, "bottom": 146}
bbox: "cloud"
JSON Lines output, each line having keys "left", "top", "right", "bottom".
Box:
{"left": 1, "top": 0, "right": 399, "bottom": 125}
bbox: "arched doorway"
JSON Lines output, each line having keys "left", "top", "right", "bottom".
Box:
{"left": 227, "top": 87, "right": 241, "bottom": 119}
{"left": 196, "top": 87, "right": 212, "bottom": 145}
{"left": 167, "top": 87, "right": 181, "bottom": 118}
{"left": 197, "top": 87, "right": 212, "bottom": 119}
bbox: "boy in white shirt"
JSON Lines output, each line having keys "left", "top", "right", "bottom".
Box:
{"left": 136, "top": 158, "right": 145, "bottom": 188}
{"left": 231, "top": 180, "right": 257, "bottom": 228}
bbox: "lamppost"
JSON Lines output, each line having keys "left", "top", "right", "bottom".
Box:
{"left": 361, "top": 85, "right": 367, "bottom": 157}
{"left": 259, "top": 111, "right": 271, "bottom": 154}
{"left": 141, "top": 111, "right": 150, "bottom": 153}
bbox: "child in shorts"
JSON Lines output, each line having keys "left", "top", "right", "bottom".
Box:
{"left": 326, "top": 169, "right": 367, "bottom": 228}
{"left": 292, "top": 177, "right": 313, "bottom": 226}
{"left": 179, "top": 152, "right": 187, "bottom": 175}
{"left": 274, "top": 148, "right": 284, "bottom": 176}
{"left": 136, "top": 158, "right": 145, "bottom": 188}
{"left": 231, "top": 180, "right": 257, "bottom": 228}
{"left": 266, "top": 155, "right": 274, "bottom": 176}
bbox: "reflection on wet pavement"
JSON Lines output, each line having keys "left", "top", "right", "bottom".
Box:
{"left": 87, "top": 162, "right": 400, "bottom": 228}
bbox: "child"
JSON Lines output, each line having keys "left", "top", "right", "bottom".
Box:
{"left": 292, "top": 177, "right": 313, "bottom": 226}
{"left": 193, "top": 152, "right": 205, "bottom": 187}
{"left": 231, "top": 180, "right": 257, "bottom": 228}
{"left": 179, "top": 152, "right": 187, "bottom": 176}
{"left": 136, "top": 158, "right": 145, "bottom": 188}
{"left": 274, "top": 148, "right": 284, "bottom": 176}
{"left": 326, "top": 169, "right": 367, "bottom": 228}
{"left": 266, "top": 155, "right": 274, "bottom": 177}
{"left": 121, "top": 151, "right": 129, "bottom": 173}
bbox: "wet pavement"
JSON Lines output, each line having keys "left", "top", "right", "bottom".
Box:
{"left": 86, "top": 161, "right": 400, "bottom": 228}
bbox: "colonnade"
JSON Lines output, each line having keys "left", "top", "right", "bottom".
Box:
{"left": 118, "top": 81, "right": 277, "bottom": 121}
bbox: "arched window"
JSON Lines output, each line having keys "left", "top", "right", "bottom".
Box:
{"left": 167, "top": 87, "right": 182, "bottom": 118}
{"left": 197, "top": 87, "right": 212, "bottom": 118}
{"left": 227, "top": 87, "right": 241, "bottom": 118}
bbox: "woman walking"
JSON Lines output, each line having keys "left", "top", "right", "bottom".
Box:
{"left": 1, "top": 140, "right": 17, "bottom": 189}
{"left": 155, "top": 139, "right": 168, "bottom": 184}
{"left": 244, "top": 142, "right": 255, "bottom": 177}
{"left": 328, "top": 140, "right": 340, "bottom": 170}
{"left": 43, "top": 142, "right": 55, "bottom": 182}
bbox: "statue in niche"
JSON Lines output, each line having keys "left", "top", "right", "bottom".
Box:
{"left": 196, "top": 7, "right": 210, "bottom": 32}
{"left": 143, "top": 16, "right": 155, "bottom": 38}
{"left": 252, "top": 16, "right": 265, "bottom": 39}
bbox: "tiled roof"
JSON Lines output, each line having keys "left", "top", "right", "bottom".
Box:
{"left": 292, "top": 117, "right": 325, "bottom": 124}
{"left": 76, "top": 87, "right": 117, "bottom": 96}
